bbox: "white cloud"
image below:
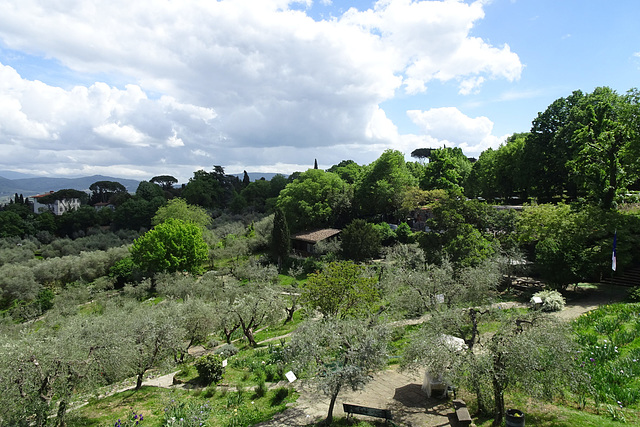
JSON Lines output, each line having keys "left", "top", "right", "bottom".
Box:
{"left": 93, "top": 123, "right": 147, "bottom": 146}
{"left": 0, "top": 0, "right": 522, "bottom": 179}
{"left": 166, "top": 130, "right": 185, "bottom": 148}
{"left": 407, "top": 107, "right": 508, "bottom": 157}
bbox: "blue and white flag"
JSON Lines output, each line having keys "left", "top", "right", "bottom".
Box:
{"left": 612, "top": 231, "right": 617, "bottom": 271}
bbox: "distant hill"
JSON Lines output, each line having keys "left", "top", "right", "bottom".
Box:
{"left": 0, "top": 170, "right": 39, "bottom": 179}
{"left": 0, "top": 175, "right": 141, "bottom": 200}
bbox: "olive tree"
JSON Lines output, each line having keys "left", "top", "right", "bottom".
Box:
{"left": 403, "top": 309, "right": 577, "bottom": 426}
{"left": 229, "top": 282, "right": 285, "bottom": 347}
{"left": 286, "top": 318, "right": 391, "bottom": 424}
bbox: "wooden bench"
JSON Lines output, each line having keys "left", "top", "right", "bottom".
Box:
{"left": 343, "top": 403, "right": 393, "bottom": 422}
{"left": 453, "top": 399, "right": 472, "bottom": 426}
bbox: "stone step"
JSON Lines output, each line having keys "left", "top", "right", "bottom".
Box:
{"left": 601, "top": 265, "right": 640, "bottom": 288}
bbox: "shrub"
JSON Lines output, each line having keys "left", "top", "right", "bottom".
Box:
{"left": 215, "top": 343, "right": 239, "bottom": 358}
{"left": 194, "top": 354, "right": 225, "bottom": 385}
{"left": 205, "top": 338, "right": 220, "bottom": 349}
{"left": 626, "top": 286, "right": 640, "bottom": 302}
{"left": 253, "top": 379, "right": 267, "bottom": 398}
{"left": 531, "top": 290, "right": 565, "bottom": 312}
{"left": 270, "top": 387, "right": 291, "bottom": 406}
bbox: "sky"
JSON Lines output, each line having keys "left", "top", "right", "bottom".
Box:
{"left": 0, "top": 0, "right": 638, "bottom": 183}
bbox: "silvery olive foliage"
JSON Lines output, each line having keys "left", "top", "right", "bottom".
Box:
{"left": 286, "top": 318, "right": 391, "bottom": 424}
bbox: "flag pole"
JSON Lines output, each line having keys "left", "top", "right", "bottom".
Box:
{"left": 612, "top": 230, "right": 617, "bottom": 272}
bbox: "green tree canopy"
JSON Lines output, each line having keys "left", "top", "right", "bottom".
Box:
{"left": 276, "top": 169, "right": 350, "bottom": 232}
{"left": 327, "top": 159, "right": 363, "bottom": 184}
{"left": 181, "top": 166, "right": 240, "bottom": 209}
{"left": 150, "top": 175, "right": 178, "bottom": 190}
{"left": 421, "top": 147, "right": 472, "bottom": 193}
{"left": 301, "top": 260, "right": 380, "bottom": 319}
{"left": 569, "top": 87, "right": 640, "bottom": 209}
{"left": 340, "top": 218, "right": 382, "bottom": 261}
{"left": 467, "top": 133, "right": 528, "bottom": 200}
{"left": 135, "top": 180, "right": 165, "bottom": 202}
{"left": 89, "top": 180, "right": 127, "bottom": 205}
{"left": 130, "top": 218, "right": 209, "bottom": 275}
{"left": 152, "top": 198, "right": 211, "bottom": 228}
{"left": 522, "top": 90, "right": 585, "bottom": 202}
{"left": 355, "top": 149, "right": 417, "bottom": 220}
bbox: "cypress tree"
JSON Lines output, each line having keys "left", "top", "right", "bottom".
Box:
{"left": 271, "top": 207, "right": 291, "bottom": 272}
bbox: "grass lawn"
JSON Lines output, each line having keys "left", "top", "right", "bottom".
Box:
{"left": 67, "top": 385, "right": 297, "bottom": 427}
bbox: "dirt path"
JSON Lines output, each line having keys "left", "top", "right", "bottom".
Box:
{"left": 554, "top": 283, "right": 628, "bottom": 320}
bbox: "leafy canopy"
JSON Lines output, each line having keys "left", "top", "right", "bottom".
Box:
{"left": 301, "top": 260, "right": 380, "bottom": 319}
{"left": 130, "top": 218, "right": 209, "bottom": 275}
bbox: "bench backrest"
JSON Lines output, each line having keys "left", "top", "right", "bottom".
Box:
{"left": 343, "top": 403, "right": 393, "bottom": 420}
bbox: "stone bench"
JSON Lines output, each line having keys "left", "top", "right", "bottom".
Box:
{"left": 453, "top": 399, "right": 472, "bottom": 426}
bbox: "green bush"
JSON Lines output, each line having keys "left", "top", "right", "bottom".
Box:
{"left": 270, "top": 387, "right": 291, "bottom": 406}
{"left": 194, "top": 354, "right": 225, "bottom": 385}
{"left": 626, "top": 286, "right": 640, "bottom": 302}
{"left": 531, "top": 289, "right": 565, "bottom": 312}
{"left": 215, "top": 343, "right": 239, "bottom": 358}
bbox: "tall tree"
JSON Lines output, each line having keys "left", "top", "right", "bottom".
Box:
{"left": 410, "top": 147, "right": 435, "bottom": 163}
{"left": 522, "top": 91, "right": 585, "bottom": 202}
{"left": 355, "top": 149, "right": 417, "bottom": 220}
{"left": 182, "top": 166, "right": 240, "bottom": 209}
{"left": 130, "top": 218, "right": 209, "bottom": 276}
{"left": 421, "top": 147, "right": 472, "bottom": 193}
{"left": 327, "top": 160, "right": 363, "bottom": 184}
{"left": 271, "top": 207, "right": 290, "bottom": 271}
{"left": 135, "top": 180, "right": 165, "bottom": 202}
{"left": 242, "top": 170, "right": 251, "bottom": 187}
{"left": 89, "top": 181, "right": 127, "bottom": 205}
{"left": 150, "top": 175, "right": 178, "bottom": 190}
{"left": 569, "top": 87, "right": 640, "bottom": 209}
{"left": 276, "top": 169, "right": 350, "bottom": 232}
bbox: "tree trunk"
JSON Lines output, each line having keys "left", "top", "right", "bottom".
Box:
{"left": 136, "top": 372, "right": 144, "bottom": 390}
{"left": 325, "top": 384, "right": 341, "bottom": 425}
{"left": 57, "top": 399, "right": 68, "bottom": 427}
{"left": 492, "top": 375, "right": 505, "bottom": 427}
{"left": 285, "top": 306, "right": 296, "bottom": 323}
{"left": 223, "top": 324, "right": 240, "bottom": 344}
{"left": 245, "top": 327, "right": 258, "bottom": 347}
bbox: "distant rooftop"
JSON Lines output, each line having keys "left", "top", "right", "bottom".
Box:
{"left": 291, "top": 228, "right": 341, "bottom": 243}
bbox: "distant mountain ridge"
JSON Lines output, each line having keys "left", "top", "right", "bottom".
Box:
{"left": 0, "top": 174, "right": 141, "bottom": 200}
{"left": 0, "top": 172, "right": 289, "bottom": 201}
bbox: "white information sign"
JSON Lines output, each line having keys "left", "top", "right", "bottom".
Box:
{"left": 285, "top": 371, "right": 297, "bottom": 383}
